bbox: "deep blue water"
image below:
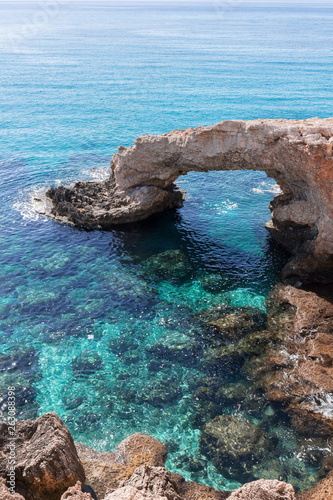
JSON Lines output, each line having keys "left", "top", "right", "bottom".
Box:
{"left": 0, "top": 1, "right": 332, "bottom": 492}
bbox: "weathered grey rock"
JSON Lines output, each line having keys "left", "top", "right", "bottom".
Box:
{"left": 0, "top": 412, "right": 85, "bottom": 500}
{"left": 46, "top": 118, "right": 333, "bottom": 283}
{"left": 0, "top": 478, "right": 26, "bottom": 500}
{"left": 227, "top": 479, "right": 296, "bottom": 499}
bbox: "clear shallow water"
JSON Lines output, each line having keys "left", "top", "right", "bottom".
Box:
{"left": 0, "top": 1, "right": 333, "bottom": 493}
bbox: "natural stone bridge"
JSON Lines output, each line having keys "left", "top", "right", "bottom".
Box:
{"left": 46, "top": 118, "right": 333, "bottom": 283}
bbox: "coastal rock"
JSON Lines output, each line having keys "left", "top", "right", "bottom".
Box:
{"left": 60, "top": 481, "right": 93, "bottom": 499}
{"left": 0, "top": 478, "right": 26, "bottom": 500}
{"left": 76, "top": 433, "right": 167, "bottom": 498}
{"left": 104, "top": 465, "right": 182, "bottom": 500}
{"left": 199, "top": 415, "right": 271, "bottom": 480}
{"left": 208, "top": 313, "right": 258, "bottom": 341}
{"left": 46, "top": 118, "right": 333, "bottom": 283}
{"left": 142, "top": 250, "right": 191, "bottom": 280}
{"left": 228, "top": 479, "right": 296, "bottom": 499}
{"left": 0, "top": 412, "right": 85, "bottom": 500}
{"left": 296, "top": 470, "right": 333, "bottom": 500}
{"left": 245, "top": 284, "right": 333, "bottom": 440}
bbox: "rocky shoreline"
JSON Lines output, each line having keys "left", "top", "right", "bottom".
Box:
{"left": 0, "top": 411, "right": 331, "bottom": 500}
{"left": 29, "top": 119, "right": 333, "bottom": 497}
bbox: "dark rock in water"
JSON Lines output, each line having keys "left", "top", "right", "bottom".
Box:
{"left": 208, "top": 312, "right": 258, "bottom": 342}
{"left": 287, "top": 402, "right": 333, "bottom": 439}
{"left": 137, "top": 378, "right": 183, "bottom": 407}
{"left": 200, "top": 273, "right": 232, "bottom": 293}
{"left": 71, "top": 351, "right": 103, "bottom": 377}
{"left": 0, "top": 347, "right": 40, "bottom": 382}
{"left": 142, "top": 249, "right": 191, "bottom": 280}
{"left": 108, "top": 337, "right": 139, "bottom": 355}
{"left": 199, "top": 415, "right": 272, "bottom": 481}
{"left": 175, "top": 454, "right": 206, "bottom": 473}
{"left": 0, "top": 412, "right": 85, "bottom": 500}
{"left": 146, "top": 341, "right": 199, "bottom": 368}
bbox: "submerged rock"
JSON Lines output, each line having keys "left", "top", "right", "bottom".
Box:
{"left": 142, "top": 250, "right": 191, "bottom": 280}
{"left": 0, "top": 412, "right": 85, "bottom": 500}
{"left": 71, "top": 351, "right": 103, "bottom": 377}
{"left": 199, "top": 415, "right": 272, "bottom": 480}
{"left": 208, "top": 312, "right": 258, "bottom": 342}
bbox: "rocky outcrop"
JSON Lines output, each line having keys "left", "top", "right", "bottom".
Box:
{"left": 60, "top": 482, "right": 93, "bottom": 500}
{"left": 245, "top": 284, "right": 333, "bottom": 440}
{"left": 228, "top": 479, "right": 296, "bottom": 500}
{"left": 46, "top": 118, "right": 333, "bottom": 283}
{"left": 76, "top": 433, "right": 168, "bottom": 499}
{"left": 103, "top": 465, "right": 182, "bottom": 500}
{"left": 0, "top": 412, "right": 85, "bottom": 500}
{"left": 296, "top": 471, "right": 333, "bottom": 500}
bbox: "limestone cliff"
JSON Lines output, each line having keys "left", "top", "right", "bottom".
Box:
{"left": 46, "top": 118, "right": 333, "bottom": 283}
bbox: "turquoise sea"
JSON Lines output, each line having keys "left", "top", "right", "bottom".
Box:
{"left": 0, "top": 1, "right": 333, "bottom": 492}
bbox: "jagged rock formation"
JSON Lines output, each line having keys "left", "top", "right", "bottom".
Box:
{"left": 0, "top": 413, "right": 85, "bottom": 500}
{"left": 46, "top": 118, "right": 333, "bottom": 283}
{"left": 245, "top": 283, "right": 333, "bottom": 441}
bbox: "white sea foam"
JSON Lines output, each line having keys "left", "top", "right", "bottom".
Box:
{"left": 252, "top": 182, "right": 282, "bottom": 195}
{"left": 307, "top": 393, "right": 333, "bottom": 418}
{"left": 13, "top": 185, "right": 52, "bottom": 223}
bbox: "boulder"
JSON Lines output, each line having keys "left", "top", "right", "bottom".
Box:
{"left": 228, "top": 479, "right": 296, "bottom": 499}
{"left": 61, "top": 481, "right": 93, "bottom": 499}
{"left": 0, "top": 412, "right": 85, "bottom": 500}
{"left": 103, "top": 465, "right": 182, "bottom": 500}
{"left": 76, "top": 433, "right": 167, "bottom": 499}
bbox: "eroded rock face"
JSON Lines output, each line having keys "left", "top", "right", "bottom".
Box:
{"left": 76, "top": 433, "right": 168, "bottom": 499}
{"left": 296, "top": 471, "right": 333, "bottom": 500}
{"left": 104, "top": 465, "right": 182, "bottom": 500}
{"left": 0, "top": 412, "right": 85, "bottom": 500}
{"left": 228, "top": 479, "right": 296, "bottom": 500}
{"left": 245, "top": 284, "right": 333, "bottom": 440}
{"left": 46, "top": 118, "right": 333, "bottom": 283}
{"left": 60, "top": 481, "right": 93, "bottom": 500}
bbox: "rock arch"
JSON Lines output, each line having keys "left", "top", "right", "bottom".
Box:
{"left": 46, "top": 118, "right": 333, "bottom": 283}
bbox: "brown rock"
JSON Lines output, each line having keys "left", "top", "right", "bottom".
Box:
{"left": 104, "top": 465, "right": 182, "bottom": 499}
{"left": 245, "top": 284, "right": 333, "bottom": 440}
{"left": 227, "top": 479, "right": 296, "bottom": 499}
{"left": 61, "top": 481, "right": 93, "bottom": 499}
{"left": 76, "top": 433, "right": 167, "bottom": 499}
{"left": 0, "top": 478, "right": 26, "bottom": 500}
{"left": 0, "top": 412, "right": 85, "bottom": 500}
{"left": 103, "top": 465, "right": 229, "bottom": 500}
{"left": 296, "top": 470, "right": 333, "bottom": 500}
{"left": 208, "top": 313, "right": 257, "bottom": 341}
